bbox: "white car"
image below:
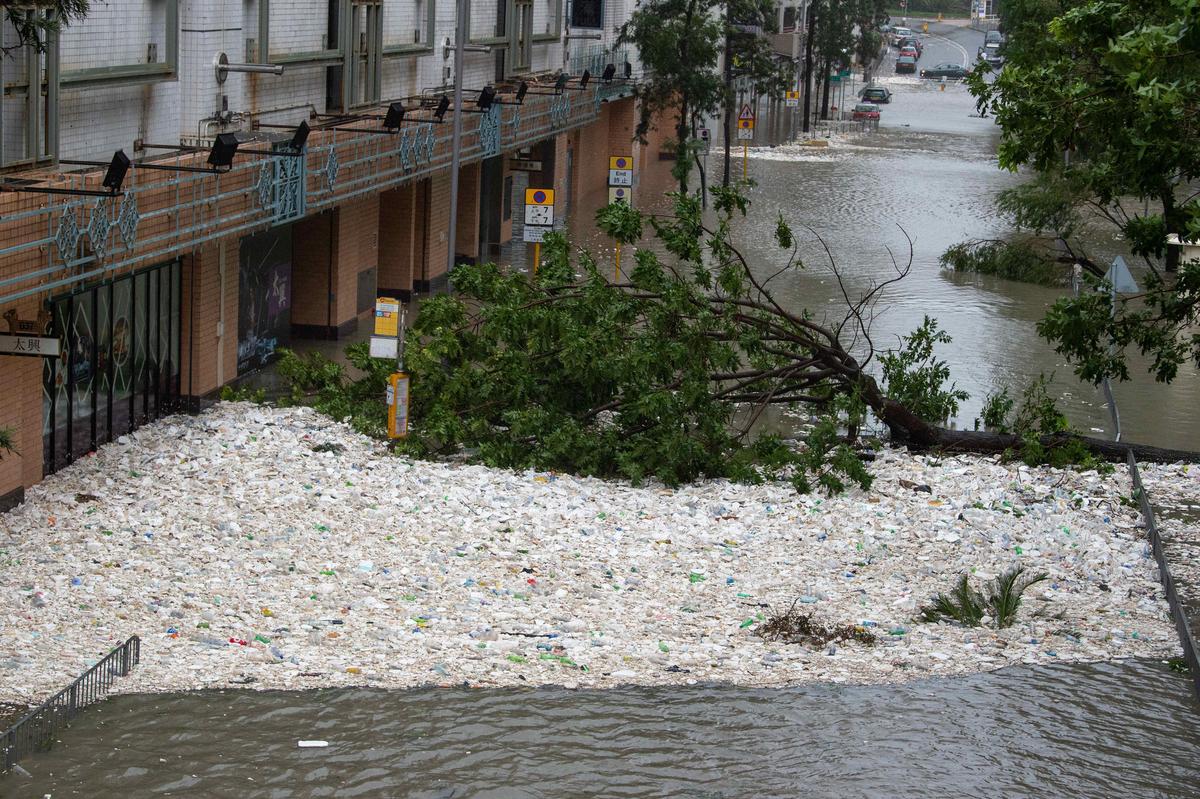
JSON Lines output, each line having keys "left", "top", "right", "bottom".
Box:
{"left": 890, "top": 26, "right": 913, "bottom": 44}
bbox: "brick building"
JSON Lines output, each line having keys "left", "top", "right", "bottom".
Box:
{"left": 0, "top": 0, "right": 661, "bottom": 508}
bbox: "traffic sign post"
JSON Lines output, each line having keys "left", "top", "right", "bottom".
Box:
{"left": 736, "top": 113, "right": 755, "bottom": 178}
{"left": 608, "top": 156, "right": 634, "bottom": 187}
{"left": 524, "top": 188, "right": 555, "bottom": 276}
{"left": 785, "top": 90, "right": 800, "bottom": 108}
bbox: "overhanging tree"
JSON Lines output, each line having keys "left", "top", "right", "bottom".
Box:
{"left": 279, "top": 193, "right": 1199, "bottom": 498}
{"left": 2, "top": 1, "right": 89, "bottom": 54}
{"left": 961, "top": 0, "right": 1200, "bottom": 385}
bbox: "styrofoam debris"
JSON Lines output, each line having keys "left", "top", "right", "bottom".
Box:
{"left": 0, "top": 402, "right": 1183, "bottom": 701}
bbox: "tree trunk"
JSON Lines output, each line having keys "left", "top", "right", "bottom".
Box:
{"left": 820, "top": 61, "right": 832, "bottom": 120}
{"left": 801, "top": 7, "right": 816, "bottom": 133}
{"left": 854, "top": 375, "right": 1200, "bottom": 463}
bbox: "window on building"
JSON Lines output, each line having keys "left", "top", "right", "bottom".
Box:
{"left": 571, "top": 0, "right": 603, "bottom": 29}
{"left": 509, "top": 0, "right": 533, "bottom": 73}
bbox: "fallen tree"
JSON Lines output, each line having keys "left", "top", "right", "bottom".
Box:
{"left": 280, "top": 189, "right": 1198, "bottom": 497}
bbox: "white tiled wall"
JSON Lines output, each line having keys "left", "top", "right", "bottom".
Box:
{"left": 2, "top": 0, "right": 636, "bottom": 162}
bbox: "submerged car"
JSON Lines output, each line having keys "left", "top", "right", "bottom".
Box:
{"left": 860, "top": 86, "right": 892, "bottom": 103}
{"left": 851, "top": 103, "right": 881, "bottom": 121}
{"left": 897, "top": 37, "right": 924, "bottom": 56}
{"left": 895, "top": 55, "right": 917, "bottom": 74}
{"left": 899, "top": 45, "right": 919, "bottom": 61}
{"left": 979, "top": 42, "right": 1004, "bottom": 68}
{"left": 920, "top": 62, "right": 969, "bottom": 79}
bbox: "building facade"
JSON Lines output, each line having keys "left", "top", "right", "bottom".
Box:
{"left": 0, "top": 0, "right": 662, "bottom": 508}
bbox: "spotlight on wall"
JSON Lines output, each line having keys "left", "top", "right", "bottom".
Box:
{"left": 6, "top": 149, "right": 134, "bottom": 197}
{"left": 515, "top": 81, "right": 528, "bottom": 104}
{"left": 434, "top": 94, "right": 451, "bottom": 122}
{"left": 288, "top": 120, "right": 311, "bottom": 151}
{"left": 208, "top": 133, "right": 239, "bottom": 169}
{"left": 102, "top": 150, "right": 132, "bottom": 193}
{"left": 476, "top": 85, "right": 497, "bottom": 111}
{"left": 383, "top": 102, "right": 406, "bottom": 130}
{"left": 602, "top": 63, "right": 616, "bottom": 83}
{"left": 580, "top": 69, "right": 591, "bottom": 88}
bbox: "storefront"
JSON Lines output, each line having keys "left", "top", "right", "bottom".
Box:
{"left": 42, "top": 261, "right": 182, "bottom": 474}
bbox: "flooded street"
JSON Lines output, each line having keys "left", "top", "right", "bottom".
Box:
{"left": 6, "top": 661, "right": 1199, "bottom": 797}
{"left": 586, "top": 23, "right": 1200, "bottom": 449}
{"left": 4, "top": 23, "right": 1199, "bottom": 799}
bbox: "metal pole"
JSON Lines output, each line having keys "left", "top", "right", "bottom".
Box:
{"left": 445, "top": 0, "right": 469, "bottom": 290}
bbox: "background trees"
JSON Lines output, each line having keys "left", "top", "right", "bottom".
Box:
{"left": 619, "top": 0, "right": 790, "bottom": 192}
{"left": 959, "top": 0, "right": 1200, "bottom": 385}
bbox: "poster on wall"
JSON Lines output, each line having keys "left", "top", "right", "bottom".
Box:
{"left": 238, "top": 226, "right": 293, "bottom": 375}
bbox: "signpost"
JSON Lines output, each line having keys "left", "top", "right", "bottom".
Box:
{"left": 368, "top": 296, "right": 410, "bottom": 439}
{"left": 607, "top": 156, "right": 635, "bottom": 280}
{"left": 524, "top": 188, "right": 555, "bottom": 275}
{"left": 785, "top": 90, "right": 800, "bottom": 108}
{"left": 1101, "top": 256, "right": 1140, "bottom": 442}
{"left": 737, "top": 104, "right": 755, "bottom": 178}
{"left": 0, "top": 333, "right": 59, "bottom": 358}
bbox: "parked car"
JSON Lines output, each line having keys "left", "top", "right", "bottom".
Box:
{"left": 897, "top": 37, "right": 924, "bottom": 56}
{"left": 851, "top": 103, "right": 881, "bottom": 121}
{"left": 895, "top": 55, "right": 917, "bottom": 74}
{"left": 985, "top": 30, "right": 1005, "bottom": 45}
{"left": 898, "top": 45, "right": 919, "bottom": 61}
{"left": 920, "top": 62, "right": 969, "bottom": 79}
{"left": 860, "top": 86, "right": 892, "bottom": 103}
{"left": 890, "top": 26, "right": 913, "bottom": 43}
{"left": 978, "top": 42, "right": 1004, "bottom": 68}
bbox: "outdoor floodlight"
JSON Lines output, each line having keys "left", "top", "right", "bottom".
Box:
{"left": 580, "top": 69, "right": 591, "bottom": 88}
{"left": 434, "top": 94, "right": 451, "bottom": 122}
{"left": 383, "top": 102, "right": 406, "bottom": 130}
{"left": 554, "top": 73, "right": 569, "bottom": 93}
{"left": 102, "top": 150, "right": 132, "bottom": 193}
{"left": 288, "top": 120, "right": 311, "bottom": 151}
{"left": 625, "top": 62, "right": 633, "bottom": 79}
{"left": 603, "top": 63, "right": 616, "bottom": 83}
{"left": 515, "top": 81, "right": 528, "bottom": 104}
{"left": 208, "top": 133, "right": 239, "bottom": 169}
{"left": 5, "top": 149, "right": 134, "bottom": 197}
{"left": 476, "top": 86, "right": 496, "bottom": 111}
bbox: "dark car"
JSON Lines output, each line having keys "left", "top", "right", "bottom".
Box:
{"left": 895, "top": 55, "right": 917, "bottom": 74}
{"left": 920, "top": 62, "right": 969, "bottom": 79}
{"left": 978, "top": 42, "right": 1004, "bottom": 68}
{"left": 851, "top": 103, "right": 881, "bottom": 121}
{"left": 985, "top": 30, "right": 1005, "bottom": 45}
{"left": 860, "top": 86, "right": 892, "bottom": 103}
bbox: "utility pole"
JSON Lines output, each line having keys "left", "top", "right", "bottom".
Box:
{"left": 445, "top": 0, "right": 469, "bottom": 290}
{"left": 802, "top": 4, "right": 816, "bottom": 133}
{"left": 722, "top": 2, "right": 734, "bottom": 187}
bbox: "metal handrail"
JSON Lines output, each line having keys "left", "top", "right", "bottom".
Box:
{"left": 2, "top": 636, "right": 141, "bottom": 774}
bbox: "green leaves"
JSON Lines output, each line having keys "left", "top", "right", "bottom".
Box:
{"left": 967, "top": 0, "right": 1200, "bottom": 384}
{"left": 879, "top": 317, "right": 969, "bottom": 424}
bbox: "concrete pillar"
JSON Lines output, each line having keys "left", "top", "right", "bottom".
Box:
{"left": 423, "top": 173, "right": 451, "bottom": 293}
{"left": 179, "top": 239, "right": 237, "bottom": 401}
{"left": 455, "top": 162, "right": 481, "bottom": 265}
{"left": 378, "top": 185, "right": 417, "bottom": 299}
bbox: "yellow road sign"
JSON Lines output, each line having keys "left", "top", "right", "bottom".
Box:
{"left": 525, "top": 188, "right": 555, "bottom": 206}
{"left": 609, "top": 156, "right": 634, "bottom": 170}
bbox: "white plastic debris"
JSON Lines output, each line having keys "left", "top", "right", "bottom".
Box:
{"left": 0, "top": 402, "right": 1185, "bottom": 704}
{"left": 298, "top": 740, "right": 329, "bottom": 748}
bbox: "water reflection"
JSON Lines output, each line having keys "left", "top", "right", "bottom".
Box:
{"left": 4, "top": 661, "right": 1196, "bottom": 798}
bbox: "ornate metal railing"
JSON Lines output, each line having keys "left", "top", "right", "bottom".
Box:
{"left": 1, "top": 636, "right": 141, "bottom": 774}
